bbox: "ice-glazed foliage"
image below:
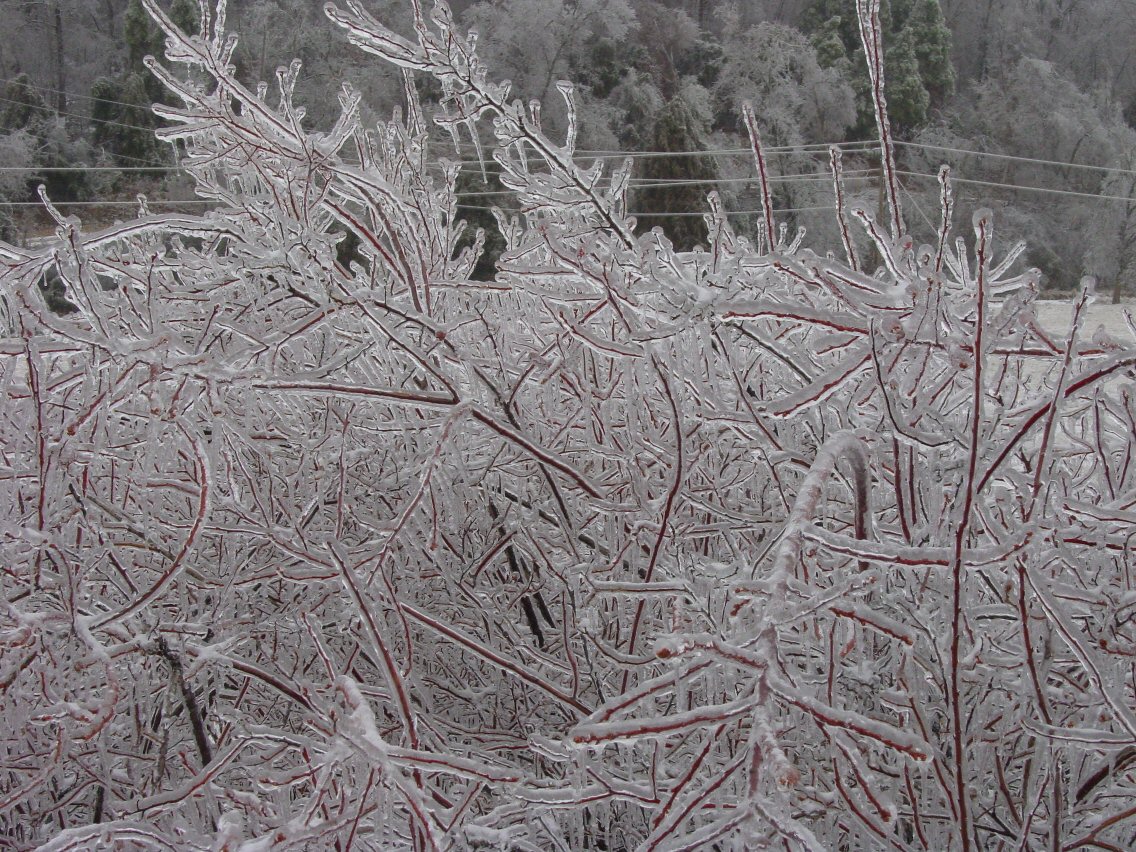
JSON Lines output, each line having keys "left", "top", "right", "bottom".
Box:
{"left": 2, "top": 1, "right": 1136, "bottom": 849}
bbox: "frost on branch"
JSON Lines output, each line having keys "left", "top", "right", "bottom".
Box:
{"left": 1, "top": 1, "right": 1135, "bottom": 850}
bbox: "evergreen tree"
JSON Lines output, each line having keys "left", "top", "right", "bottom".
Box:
{"left": 0, "top": 74, "right": 51, "bottom": 134}
{"left": 125, "top": 0, "right": 163, "bottom": 71}
{"left": 634, "top": 96, "right": 717, "bottom": 250}
{"left": 0, "top": 130, "right": 34, "bottom": 241}
{"left": 882, "top": 27, "right": 930, "bottom": 131}
{"left": 169, "top": 0, "right": 199, "bottom": 35}
{"left": 608, "top": 69, "right": 665, "bottom": 150}
{"left": 804, "top": 0, "right": 953, "bottom": 136}
{"left": 908, "top": 0, "right": 954, "bottom": 105}
{"left": 1, "top": 75, "right": 92, "bottom": 201}
{"left": 811, "top": 16, "right": 851, "bottom": 71}
{"left": 99, "top": 0, "right": 202, "bottom": 167}
{"left": 90, "top": 74, "right": 163, "bottom": 166}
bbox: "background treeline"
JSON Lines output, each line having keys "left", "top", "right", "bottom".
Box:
{"left": 2, "top": 0, "right": 1135, "bottom": 296}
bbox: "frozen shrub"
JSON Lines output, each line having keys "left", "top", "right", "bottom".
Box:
{"left": 1, "top": 1, "right": 1134, "bottom": 849}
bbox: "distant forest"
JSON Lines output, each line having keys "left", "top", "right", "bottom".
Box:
{"left": 3, "top": 0, "right": 1136, "bottom": 296}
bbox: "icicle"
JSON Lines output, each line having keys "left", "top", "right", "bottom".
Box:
{"left": 609, "top": 156, "right": 632, "bottom": 208}
{"left": 467, "top": 118, "right": 487, "bottom": 183}
{"left": 218, "top": 32, "right": 238, "bottom": 69}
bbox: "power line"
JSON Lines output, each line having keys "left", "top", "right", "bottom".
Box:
{"left": 894, "top": 139, "right": 1136, "bottom": 179}
{"left": 563, "top": 139, "right": 1136, "bottom": 179}
{"left": 0, "top": 75, "right": 162, "bottom": 115}
{"left": 575, "top": 143, "right": 878, "bottom": 159}
{"left": 443, "top": 138, "right": 1136, "bottom": 180}
{"left": 624, "top": 169, "right": 876, "bottom": 187}
{"left": 95, "top": 148, "right": 179, "bottom": 169}
{"left": 0, "top": 93, "right": 161, "bottom": 136}
{"left": 5, "top": 71, "right": 1130, "bottom": 178}
{"left": 2, "top": 199, "right": 211, "bottom": 207}
{"left": 448, "top": 170, "right": 877, "bottom": 198}
{"left": 0, "top": 166, "right": 179, "bottom": 172}
{"left": 896, "top": 168, "right": 1136, "bottom": 203}
{"left": 442, "top": 138, "right": 882, "bottom": 157}
{"left": 6, "top": 168, "right": 1130, "bottom": 210}
{"left": 899, "top": 179, "right": 939, "bottom": 234}
{"left": 4, "top": 146, "right": 1133, "bottom": 208}
{"left": 453, "top": 203, "right": 837, "bottom": 217}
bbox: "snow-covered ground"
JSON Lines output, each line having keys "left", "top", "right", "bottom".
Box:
{"left": 1012, "top": 300, "right": 1136, "bottom": 391}
{"left": 1033, "top": 299, "right": 1134, "bottom": 340}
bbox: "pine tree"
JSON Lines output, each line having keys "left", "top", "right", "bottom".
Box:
{"left": 1, "top": 75, "right": 90, "bottom": 201}
{"left": 169, "top": 0, "right": 199, "bottom": 35}
{"left": 90, "top": 74, "right": 162, "bottom": 166}
{"left": 1, "top": 77, "right": 38, "bottom": 134}
{"left": 634, "top": 96, "right": 718, "bottom": 250}
{"left": 103, "top": 0, "right": 201, "bottom": 166}
{"left": 124, "top": 0, "right": 162, "bottom": 70}
{"left": 908, "top": 0, "right": 954, "bottom": 106}
{"left": 811, "top": 15, "right": 851, "bottom": 71}
{"left": 883, "top": 27, "right": 930, "bottom": 131}
{"left": 805, "top": 0, "right": 953, "bottom": 135}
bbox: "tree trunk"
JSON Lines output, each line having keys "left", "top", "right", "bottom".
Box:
{"left": 53, "top": 3, "right": 66, "bottom": 114}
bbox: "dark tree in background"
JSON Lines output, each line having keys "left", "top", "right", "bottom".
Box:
{"left": 125, "top": 0, "right": 198, "bottom": 101}
{"left": 634, "top": 96, "right": 718, "bottom": 249}
{"left": 89, "top": 74, "right": 163, "bottom": 166}
{"left": 124, "top": 0, "right": 163, "bottom": 70}
{"left": 0, "top": 74, "right": 92, "bottom": 200}
{"left": 805, "top": 0, "right": 954, "bottom": 135}
{"left": 91, "top": 0, "right": 198, "bottom": 166}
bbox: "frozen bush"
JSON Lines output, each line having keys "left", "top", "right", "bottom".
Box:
{"left": 1, "top": 1, "right": 1134, "bottom": 849}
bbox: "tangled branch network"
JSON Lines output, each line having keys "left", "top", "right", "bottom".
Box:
{"left": 2, "top": 0, "right": 1135, "bottom": 849}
